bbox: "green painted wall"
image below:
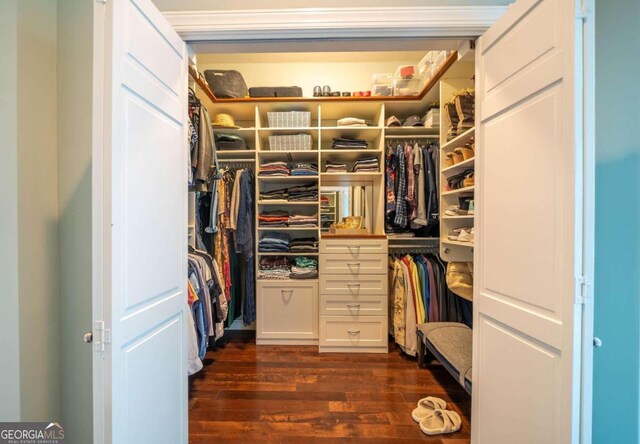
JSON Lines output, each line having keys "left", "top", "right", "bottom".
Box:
{"left": 593, "top": 0, "right": 640, "bottom": 443}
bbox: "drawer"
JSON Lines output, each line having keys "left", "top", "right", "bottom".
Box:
{"left": 320, "top": 293, "right": 387, "bottom": 316}
{"left": 320, "top": 274, "right": 387, "bottom": 295}
{"left": 319, "top": 316, "right": 388, "bottom": 348}
{"left": 320, "top": 239, "right": 388, "bottom": 257}
{"left": 257, "top": 281, "right": 318, "bottom": 340}
{"left": 320, "top": 254, "right": 387, "bottom": 275}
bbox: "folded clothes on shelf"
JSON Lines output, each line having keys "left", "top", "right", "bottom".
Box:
{"left": 290, "top": 256, "right": 318, "bottom": 279}
{"left": 259, "top": 210, "right": 289, "bottom": 227}
{"left": 332, "top": 137, "right": 368, "bottom": 149}
{"left": 259, "top": 161, "right": 291, "bottom": 177}
{"left": 259, "top": 187, "right": 288, "bottom": 201}
{"left": 288, "top": 237, "right": 319, "bottom": 252}
{"left": 291, "top": 162, "right": 318, "bottom": 176}
{"left": 288, "top": 183, "right": 318, "bottom": 202}
{"left": 288, "top": 213, "right": 318, "bottom": 227}
{"left": 258, "top": 232, "right": 291, "bottom": 252}
{"left": 352, "top": 157, "right": 380, "bottom": 173}
{"left": 325, "top": 160, "right": 347, "bottom": 173}
{"left": 257, "top": 256, "right": 291, "bottom": 280}
{"left": 337, "top": 117, "right": 368, "bottom": 127}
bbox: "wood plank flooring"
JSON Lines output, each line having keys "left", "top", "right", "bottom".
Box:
{"left": 189, "top": 333, "right": 471, "bottom": 443}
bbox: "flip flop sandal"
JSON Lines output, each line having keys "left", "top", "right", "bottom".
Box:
{"left": 419, "top": 409, "right": 462, "bottom": 436}
{"left": 411, "top": 396, "right": 447, "bottom": 423}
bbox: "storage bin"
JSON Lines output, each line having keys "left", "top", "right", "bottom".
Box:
{"left": 393, "top": 78, "right": 422, "bottom": 96}
{"left": 372, "top": 73, "right": 393, "bottom": 85}
{"left": 394, "top": 65, "right": 417, "bottom": 79}
{"left": 372, "top": 84, "right": 393, "bottom": 96}
{"left": 417, "top": 52, "right": 435, "bottom": 77}
{"left": 268, "top": 133, "right": 312, "bottom": 151}
{"left": 422, "top": 108, "right": 440, "bottom": 128}
{"left": 267, "top": 111, "right": 311, "bottom": 128}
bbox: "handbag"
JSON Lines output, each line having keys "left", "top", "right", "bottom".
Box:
{"left": 446, "top": 262, "right": 473, "bottom": 301}
{"left": 203, "top": 70, "right": 248, "bottom": 99}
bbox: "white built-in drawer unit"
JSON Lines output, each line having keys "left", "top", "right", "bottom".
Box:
{"left": 319, "top": 238, "right": 389, "bottom": 354}
{"left": 319, "top": 253, "right": 387, "bottom": 275}
{"left": 320, "top": 238, "right": 388, "bottom": 256}
{"left": 320, "top": 294, "right": 387, "bottom": 316}
{"left": 319, "top": 316, "right": 388, "bottom": 352}
{"left": 256, "top": 280, "right": 318, "bottom": 345}
{"left": 320, "top": 274, "right": 387, "bottom": 295}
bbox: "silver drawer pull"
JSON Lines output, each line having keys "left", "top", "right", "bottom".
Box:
{"left": 281, "top": 289, "right": 293, "bottom": 298}
{"left": 346, "top": 304, "right": 361, "bottom": 308}
{"left": 346, "top": 283, "right": 361, "bottom": 287}
{"left": 347, "top": 329, "right": 360, "bottom": 335}
{"left": 347, "top": 262, "right": 361, "bottom": 267}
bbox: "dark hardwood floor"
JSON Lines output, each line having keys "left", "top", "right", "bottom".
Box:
{"left": 189, "top": 332, "right": 471, "bottom": 443}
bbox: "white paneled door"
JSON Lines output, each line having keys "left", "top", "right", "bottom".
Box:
{"left": 94, "top": 0, "right": 188, "bottom": 442}
{"left": 473, "top": 0, "right": 589, "bottom": 443}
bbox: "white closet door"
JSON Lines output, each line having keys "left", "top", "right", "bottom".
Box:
{"left": 473, "top": 0, "right": 589, "bottom": 443}
{"left": 95, "top": 0, "right": 188, "bottom": 442}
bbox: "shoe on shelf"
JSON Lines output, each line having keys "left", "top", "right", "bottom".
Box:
{"left": 449, "top": 227, "right": 473, "bottom": 242}
{"left": 445, "top": 205, "right": 466, "bottom": 216}
{"left": 467, "top": 200, "right": 475, "bottom": 215}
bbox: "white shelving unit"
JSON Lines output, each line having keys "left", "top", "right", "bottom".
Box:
{"left": 439, "top": 69, "right": 475, "bottom": 262}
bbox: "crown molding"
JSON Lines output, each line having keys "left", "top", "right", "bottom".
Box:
{"left": 164, "top": 6, "right": 508, "bottom": 41}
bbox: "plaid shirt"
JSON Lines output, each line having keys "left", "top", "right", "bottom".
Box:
{"left": 393, "top": 144, "right": 408, "bottom": 227}
{"left": 404, "top": 143, "right": 415, "bottom": 218}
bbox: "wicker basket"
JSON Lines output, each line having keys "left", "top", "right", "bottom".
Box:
{"left": 267, "top": 111, "right": 311, "bottom": 128}
{"left": 268, "top": 134, "right": 312, "bottom": 151}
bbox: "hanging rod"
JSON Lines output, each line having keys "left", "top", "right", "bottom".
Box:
{"left": 217, "top": 158, "right": 256, "bottom": 162}
{"left": 385, "top": 135, "right": 440, "bottom": 140}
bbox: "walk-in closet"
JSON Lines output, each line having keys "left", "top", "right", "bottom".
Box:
{"left": 90, "top": 1, "right": 591, "bottom": 442}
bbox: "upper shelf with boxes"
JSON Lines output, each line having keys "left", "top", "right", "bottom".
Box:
{"left": 188, "top": 50, "right": 457, "bottom": 104}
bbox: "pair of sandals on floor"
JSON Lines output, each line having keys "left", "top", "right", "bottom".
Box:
{"left": 412, "top": 396, "right": 461, "bottom": 435}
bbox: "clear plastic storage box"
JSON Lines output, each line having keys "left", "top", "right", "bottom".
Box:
{"left": 372, "top": 73, "right": 393, "bottom": 85}
{"left": 372, "top": 84, "right": 393, "bottom": 96}
{"left": 393, "top": 78, "right": 422, "bottom": 96}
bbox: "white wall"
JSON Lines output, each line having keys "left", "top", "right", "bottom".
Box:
{"left": 197, "top": 52, "right": 428, "bottom": 98}
{"left": 16, "top": 0, "right": 61, "bottom": 421}
{"left": 0, "top": 0, "right": 22, "bottom": 422}
{"left": 57, "top": 1, "right": 94, "bottom": 442}
{"left": 153, "top": 0, "right": 512, "bottom": 11}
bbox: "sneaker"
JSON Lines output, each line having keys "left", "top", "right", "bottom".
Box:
{"left": 457, "top": 228, "right": 473, "bottom": 242}
{"left": 445, "top": 206, "right": 463, "bottom": 216}
{"left": 467, "top": 200, "right": 475, "bottom": 215}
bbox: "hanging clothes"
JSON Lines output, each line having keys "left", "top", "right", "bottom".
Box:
{"left": 386, "top": 140, "right": 440, "bottom": 236}
{"left": 388, "top": 252, "right": 471, "bottom": 357}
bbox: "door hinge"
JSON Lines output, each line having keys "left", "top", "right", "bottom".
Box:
{"left": 575, "top": 276, "right": 590, "bottom": 305}
{"left": 576, "top": 0, "right": 587, "bottom": 21}
{"left": 94, "top": 320, "right": 111, "bottom": 352}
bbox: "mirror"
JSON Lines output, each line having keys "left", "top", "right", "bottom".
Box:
{"left": 320, "top": 184, "right": 372, "bottom": 233}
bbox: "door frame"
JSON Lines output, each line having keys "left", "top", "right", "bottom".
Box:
{"left": 92, "top": 4, "right": 595, "bottom": 443}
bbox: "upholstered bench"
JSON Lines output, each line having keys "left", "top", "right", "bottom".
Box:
{"left": 417, "top": 322, "right": 472, "bottom": 394}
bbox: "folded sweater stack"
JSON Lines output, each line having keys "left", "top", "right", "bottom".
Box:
{"left": 288, "top": 213, "right": 318, "bottom": 227}
{"left": 288, "top": 183, "right": 318, "bottom": 202}
{"left": 259, "top": 161, "right": 290, "bottom": 177}
{"left": 259, "top": 210, "right": 289, "bottom": 227}
{"left": 353, "top": 157, "right": 380, "bottom": 173}
{"left": 257, "top": 256, "right": 290, "bottom": 280}
{"left": 291, "top": 162, "right": 318, "bottom": 176}
{"left": 258, "top": 232, "right": 290, "bottom": 252}
{"left": 325, "top": 160, "right": 347, "bottom": 173}
{"left": 288, "top": 237, "right": 318, "bottom": 252}
{"left": 332, "top": 137, "right": 368, "bottom": 149}
{"left": 290, "top": 256, "right": 318, "bottom": 279}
